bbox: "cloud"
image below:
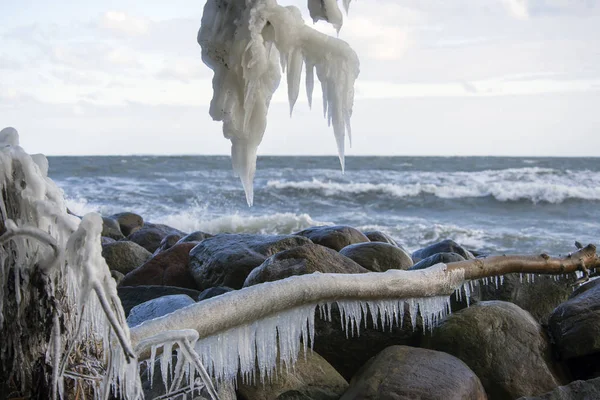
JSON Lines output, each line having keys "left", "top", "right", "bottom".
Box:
{"left": 155, "top": 60, "right": 207, "bottom": 82}
{"left": 100, "top": 11, "right": 150, "bottom": 36}
{"left": 504, "top": 0, "right": 530, "bottom": 20}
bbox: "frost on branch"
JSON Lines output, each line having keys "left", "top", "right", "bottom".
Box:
{"left": 198, "top": 0, "right": 359, "bottom": 205}
{"left": 0, "top": 128, "right": 141, "bottom": 399}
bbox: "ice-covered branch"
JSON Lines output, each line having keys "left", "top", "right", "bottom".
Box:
{"left": 198, "top": 0, "right": 359, "bottom": 205}
{"left": 129, "top": 246, "right": 598, "bottom": 382}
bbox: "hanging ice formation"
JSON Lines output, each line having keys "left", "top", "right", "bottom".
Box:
{"left": 0, "top": 127, "right": 142, "bottom": 399}
{"left": 198, "top": 0, "right": 359, "bottom": 205}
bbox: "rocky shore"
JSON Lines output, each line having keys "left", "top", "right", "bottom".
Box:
{"left": 100, "top": 211, "right": 600, "bottom": 400}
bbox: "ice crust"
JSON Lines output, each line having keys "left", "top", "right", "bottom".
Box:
{"left": 198, "top": 0, "right": 359, "bottom": 205}
{"left": 192, "top": 296, "right": 451, "bottom": 384}
{"left": 0, "top": 129, "right": 141, "bottom": 399}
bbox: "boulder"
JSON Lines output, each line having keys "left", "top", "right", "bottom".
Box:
{"left": 518, "top": 377, "right": 600, "bottom": 400}
{"left": 101, "top": 236, "right": 116, "bottom": 246}
{"left": 126, "top": 294, "right": 195, "bottom": 328}
{"left": 197, "top": 286, "right": 234, "bottom": 302}
{"left": 409, "top": 252, "right": 466, "bottom": 271}
{"left": 111, "top": 270, "right": 124, "bottom": 285}
{"left": 293, "top": 225, "right": 369, "bottom": 252}
{"left": 177, "top": 230, "right": 213, "bottom": 244}
{"left": 477, "top": 273, "right": 577, "bottom": 324}
{"left": 117, "top": 285, "right": 201, "bottom": 317}
{"left": 339, "top": 242, "right": 413, "bottom": 272}
{"left": 101, "top": 241, "right": 152, "bottom": 274}
{"left": 411, "top": 239, "right": 474, "bottom": 263}
{"left": 119, "top": 243, "right": 198, "bottom": 290}
{"left": 153, "top": 233, "right": 183, "bottom": 255}
{"left": 340, "top": 345, "right": 487, "bottom": 400}
{"left": 548, "top": 279, "right": 600, "bottom": 379}
{"left": 101, "top": 216, "right": 125, "bottom": 240}
{"left": 238, "top": 350, "right": 348, "bottom": 400}
{"left": 425, "top": 301, "right": 564, "bottom": 400}
{"left": 110, "top": 212, "right": 144, "bottom": 237}
{"left": 127, "top": 223, "right": 186, "bottom": 253}
{"left": 189, "top": 234, "right": 312, "bottom": 290}
{"left": 362, "top": 230, "right": 399, "bottom": 247}
{"left": 244, "top": 243, "right": 368, "bottom": 287}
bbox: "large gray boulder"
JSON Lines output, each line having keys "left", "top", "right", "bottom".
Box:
{"left": 340, "top": 345, "right": 487, "bottom": 400}
{"left": 411, "top": 239, "right": 474, "bottom": 263}
{"left": 426, "top": 301, "right": 564, "bottom": 400}
{"left": 293, "top": 225, "right": 369, "bottom": 251}
{"left": 244, "top": 243, "right": 367, "bottom": 287}
{"left": 238, "top": 350, "right": 348, "bottom": 400}
{"left": 127, "top": 223, "right": 186, "bottom": 253}
{"left": 126, "top": 294, "right": 195, "bottom": 328}
{"left": 189, "top": 234, "right": 312, "bottom": 290}
{"left": 110, "top": 212, "right": 144, "bottom": 237}
{"left": 409, "top": 252, "right": 466, "bottom": 271}
{"left": 477, "top": 273, "right": 577, "bottom": 325}
{"left": 101, "top": 216, "right": 125, "bottom": 240}
{"left": 548, "top": 279, "right": 600, "bottom": 379}
{"left": 339, "top": 242, "right": 413, "bottom": 272}
{"left": 518, "top": 377, "right": 600, "bottom": 400}
{"left": 117, "top": 285, "right": 201, "bottom": 317}
{"left": 101, "top": 241, "right": 152, "bottom": 274}
{"left": 361, "top": 230, "right": 399, "bottom": 247}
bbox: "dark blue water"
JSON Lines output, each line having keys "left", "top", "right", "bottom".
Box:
{"left": 48, "top": 155, "right": 600, "bottom": 255}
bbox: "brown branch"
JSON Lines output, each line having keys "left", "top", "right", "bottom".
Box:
{"left": 447, "top": 244, "right": 599, "bottom": 280}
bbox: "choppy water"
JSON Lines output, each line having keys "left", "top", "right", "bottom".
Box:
{"left": 47, "top": 155, "right": 600, "bottom": 255}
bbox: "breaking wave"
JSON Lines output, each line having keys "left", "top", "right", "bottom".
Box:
{"left": 158, "top": 211, "right": 331, "bottom": 235}
{"left": 267, "top": 167, "right": 600, "bottom": 204}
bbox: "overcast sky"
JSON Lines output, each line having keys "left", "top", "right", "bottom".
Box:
{"left": 1, "top": 0, "right": 599, "bottom": 156}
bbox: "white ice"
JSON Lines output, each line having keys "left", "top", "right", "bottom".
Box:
{"left": 198, "top": 0, "right": 359, "bottom": 205}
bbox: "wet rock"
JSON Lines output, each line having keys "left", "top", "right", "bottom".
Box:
{"left": 294, "top": 225, "right": 369, "bottom": 252}
{"left": 197, "top": 286, "right": 234, "bottom": 302}
{"left": 340, "top": 345, "right": 487, "bottom": 400}
{"left": 477, "top": 273, "right": 577, "bottom": 325}
{"left": 111, "top": 270, "right": 124, "bottom": 285}
{"left": 177, "top": 230, "right": 213, "bottom": 244}
{"left": 313, "top": 303, "right": 421, "bottom": 380}
{"left": 409, "top": 252, "right": 466, "bottom": 271}
{"left": 339, "top": 242, "right": 413, "bottom": 272}
{"left": 117, "top": 285, "right": 201, "bottom": 317}
{"left": 362, "top": 230, "right": 399, "bottom": 247}
{"left": 101, "top": 241, "right": 152, "bottom": 274}
{"left": 101, "top": 236, "right": 116, "bottom": 246}
{"left": 101, "top": 216, "right": 125, "bottom": 240}
{"left": 548, "top": 280, "right": 600, "bottom": 379}
{"left": 411, "top": 239, "right": 474, "bottom": 263}
{"left": 244, "top": 243, "right": 367, "bottom": 287}
{"left": 238, "top": 350, "right": 348, "bottom": 400}
{"left": 127, "top": 222, "right": 186, "bottom": 253}
{"left": 153, "top": 233, "right": 183, "bottom": 255}
{"left": 189, "top": 234, "right": 312, "bottom": 290}
{"left": 425, "top": 301, "right": 563, "bottom": 400}
{"left": 518, "top": 377, "right": 600, "bottom": 400}
{"left": 119, "top": 243, "right": 198, "bottom": 290}
{"left": 126, "top": 294, "right": 195, "bottom": 328}
{"left": 110, "top": 212, "right": 144, "bottom": 237}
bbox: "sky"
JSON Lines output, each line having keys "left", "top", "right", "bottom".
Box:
{"left": 1, "top": 0, "right": 599, "bottom": 156}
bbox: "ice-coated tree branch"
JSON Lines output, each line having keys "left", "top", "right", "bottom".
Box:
{"left": 129, "top": 246, "right": 598, "bottom": 353}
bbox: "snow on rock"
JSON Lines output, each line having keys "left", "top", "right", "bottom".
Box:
{"left": 198, "top": 0, "right": 359, "bottom": 205}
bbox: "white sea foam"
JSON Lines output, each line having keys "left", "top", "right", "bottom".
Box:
{"left": 158, "top": 211, "right": 331, "bottom": 235}
{"left": 267, "top": 167, "right": 600, "bottom": 204}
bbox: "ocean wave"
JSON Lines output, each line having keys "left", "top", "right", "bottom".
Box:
{"left": 266, "top": 167, "right": 600, "bottom": 204}
{"left": 157, "top": 211, "right": 331, "bottom": 235}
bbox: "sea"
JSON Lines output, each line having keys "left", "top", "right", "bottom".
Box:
{"left": 47, "top": 155, "right": 600, "bottom": 256}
